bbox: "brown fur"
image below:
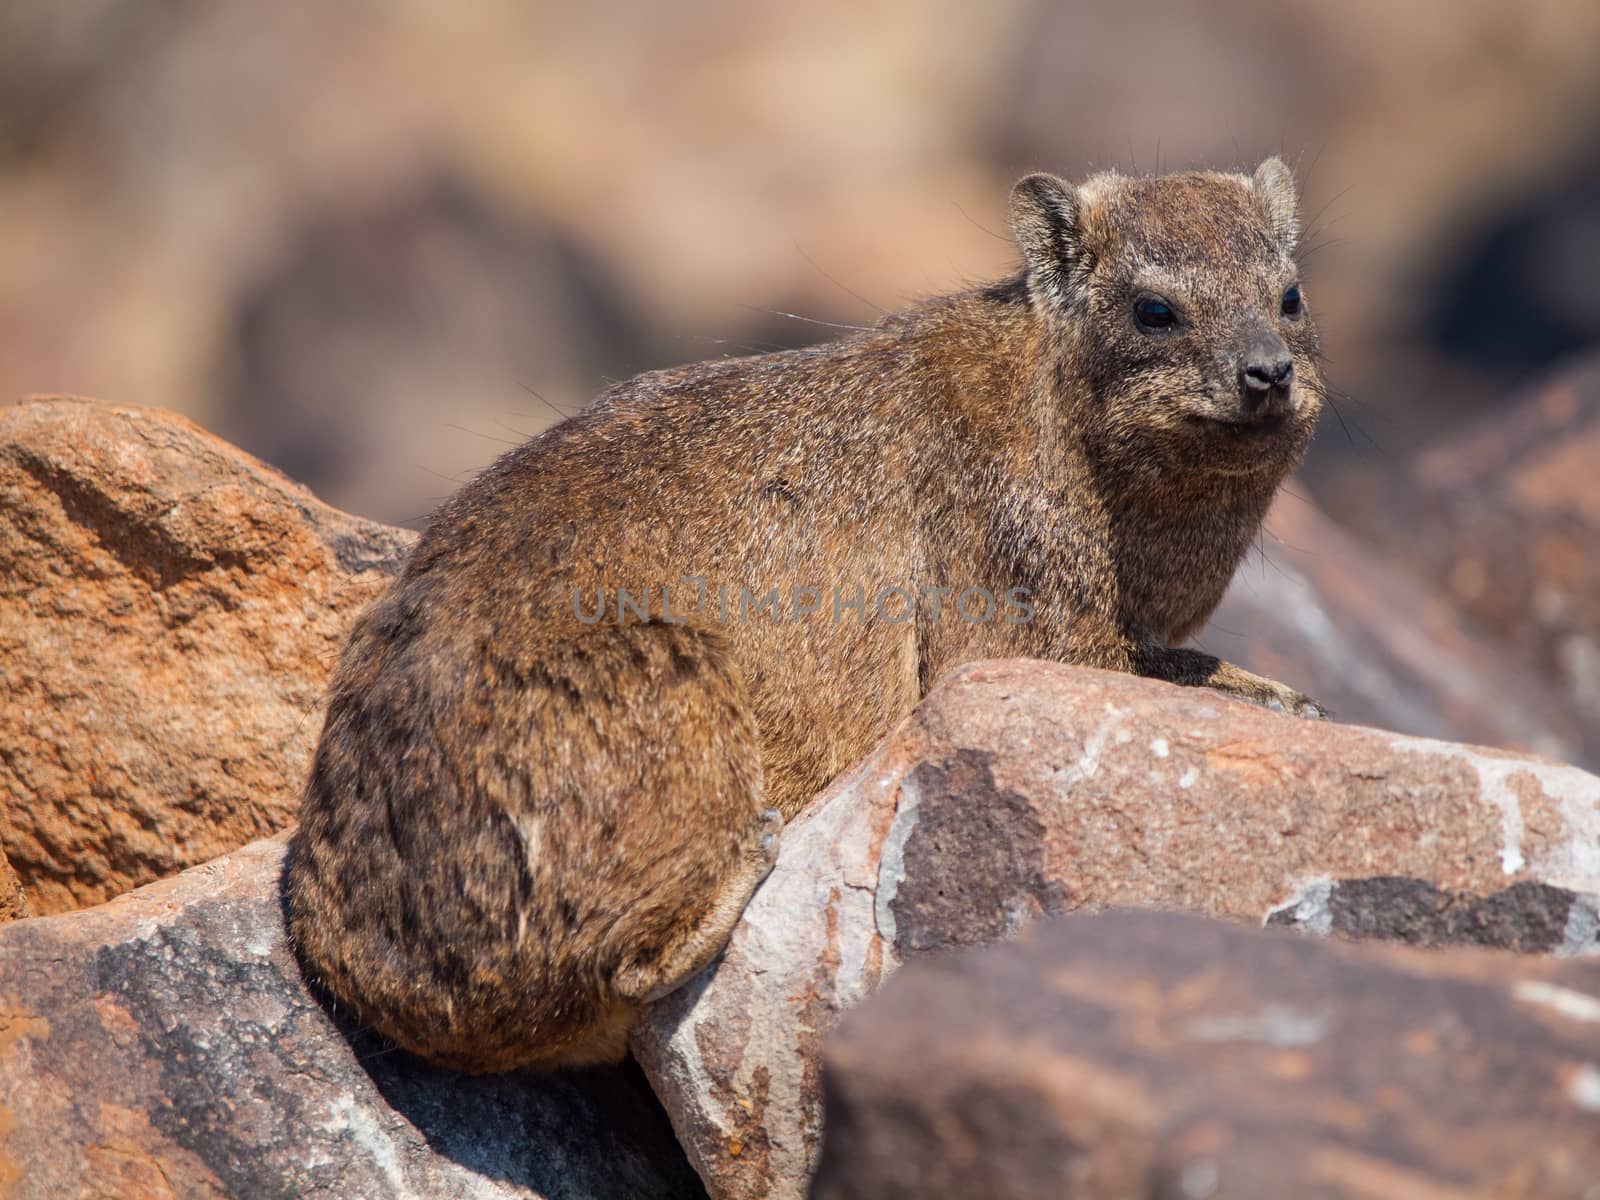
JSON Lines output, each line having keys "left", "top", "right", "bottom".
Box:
{"left": 286, "top": 160, "right": 1327, "bottom": 1072}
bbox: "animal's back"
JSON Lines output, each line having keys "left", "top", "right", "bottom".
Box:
{"left": 285, "top": 337, "right": 932, "bottom": 1071}
{"left": 286, "top": 158, "right": 1330, "bottom": 1072}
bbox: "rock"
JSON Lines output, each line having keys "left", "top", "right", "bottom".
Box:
{"left": 0, "top": 397, "right": 414, "bottom": 913}
{"left": 1389, "top": 355, "right": 1600, "bottom": 764}
{"left": 0, "top": 848, "right": 27, "bottom": 923}
{"left": 811, "top": 909, "right": 1600, "bottom": 1199}
{"left": 218, "top": 170, "right": 651, "bottom": 525}
{"left": 1202, "top": 486, "right": 1590, "bottom": 767}
{"left": 0, "top": 835, "right": 707, "bottom": 1200}
{"left": 633, "top": 659, "right": 1600, "bottom": 1200}
{"left": 1265, "top": 875, "right": 1600, "bottom": 951}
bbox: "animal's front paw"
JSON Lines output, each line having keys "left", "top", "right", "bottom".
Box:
{"left": 1295, "top": 696, "right": 1329, "bottom": 720}
{"left": 1185, "top": 654, "right": 1329, "bottom": 722}
{"left": 1261, "top": 689, "right": 1327, "bottom": 721}
{"left": 756, "top": 806, "right": 783, "bottom": 869}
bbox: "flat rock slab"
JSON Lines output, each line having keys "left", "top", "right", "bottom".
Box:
{"left": 0, "top": 397, "right": 414, "bottom": 913}
{"left": 812, "top": 909, "right": 1600, "bottom": 1199}
{"left": 0, "top": 836, "right": 706, "bottom": 1200}
{"left": 635, "top": 659, "right": 1600, "bottom": 1200}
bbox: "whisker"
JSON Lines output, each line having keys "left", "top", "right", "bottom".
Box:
{"left": 794, "top": 243, "right": 886, "bottom": 314}
{"left": 491, "top": 418, "right": 538, "bottom": 441}
{"left": 445, "top": 423, "right": 521, "bottom": 447}
{"left": 1295, "top": 236, "right": 1347, "bottom": 264}
{"left": 517, "top": 381, "right": 580, "bottom": 421}
{"left": 1316, "top": 384, "right": 1384, "bottom": 455}
{"left": 1295, "top": 143, "right": 1328, "bottom": 191}
{"left": 952, "top": 200, "right": 1013, "bottom": 244}
{"left": 415, "top": 465, "right": 467, "bottom": 485}
{"left": 739, "top": 306, "right": 875, "bottom": 333}
{"left": 1318, "top": 384, "right": 1355, "bottom": 447}
{"left": 1300, "top": 185, "right": 1354, "bottom": 242}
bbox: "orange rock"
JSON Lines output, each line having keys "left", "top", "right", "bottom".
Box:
{"left": 0, "top": 846, "right": 25, "bottom": 923}
{"left": 0, "top": 397, "right": 413, "bottom": 913}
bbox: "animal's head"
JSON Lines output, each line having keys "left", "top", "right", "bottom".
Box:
{"left": 1010, "top": 158, "right": 1323, "bottom": 478}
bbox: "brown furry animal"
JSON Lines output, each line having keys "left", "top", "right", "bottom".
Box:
{"left": 286, "top": 159, "right": 1327, "bottom": 1073}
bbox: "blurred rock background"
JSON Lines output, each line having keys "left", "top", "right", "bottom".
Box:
{"left": 2, "top": 0, "right": 1598, "bottom": 733}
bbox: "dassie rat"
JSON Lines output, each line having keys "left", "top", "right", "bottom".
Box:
{"left": 287, "top": 158, "right": 1326, "bottom": 1072}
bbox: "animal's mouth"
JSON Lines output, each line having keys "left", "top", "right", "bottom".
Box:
{"left": 1190, "top": 412, "right": 1290, "bottom": 440}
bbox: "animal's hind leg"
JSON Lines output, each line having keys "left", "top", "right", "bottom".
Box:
{"left": 614, "top": 805, "right": 782, "bottom": 1003}
{"left": 287, "top": 612, "right": 775, "bottom": 1074}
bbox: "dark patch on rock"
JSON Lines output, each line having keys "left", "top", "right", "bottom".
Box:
{"left": 1268, "top": 875, "right": 1590, "bottom": 953}
{"left": 891, "top": 749, "right": 1069, "bottom": 957}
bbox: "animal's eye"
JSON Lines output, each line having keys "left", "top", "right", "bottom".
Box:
{"left": 1281, "top": 284, "right": 1303, "bottom": 318}
{"left": 1133, "top": 297, "right": 1178, "bottom": 331}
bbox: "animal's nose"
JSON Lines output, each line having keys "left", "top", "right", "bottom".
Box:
{"left": 1243, "top": 354, "right": 1293, "bottom": 391}
{"left": 1240, "top": 333, "right": 1294, "bottom": 412}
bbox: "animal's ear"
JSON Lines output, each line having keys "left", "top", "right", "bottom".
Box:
{"left": 1252, "top": 157, "right": 1299, "bottom": 252}
{"left": 1010, "top": 173, "right": 1089, "bottom": 303}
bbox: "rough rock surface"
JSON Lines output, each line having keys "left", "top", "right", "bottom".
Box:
{"left": 812, "top": 909, "right": 1600, "bottom": 1199}
{"left": 0, "top": 397, "right": 415, "bottom": 913}
{"left": 1204, "top": 486, "right": 1589, "bottom": 767}
{"left": 634, "top": 660, "right": 1600, "bottom": 1200}
{"left": 0, "top": 835, "right": 707, "bottom": 1200}
{"left": 0, "top": 849, "right": 26, "bottom": 923}
{"left": 1381, "top": 354, "right": 1600, "bottom": 764}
